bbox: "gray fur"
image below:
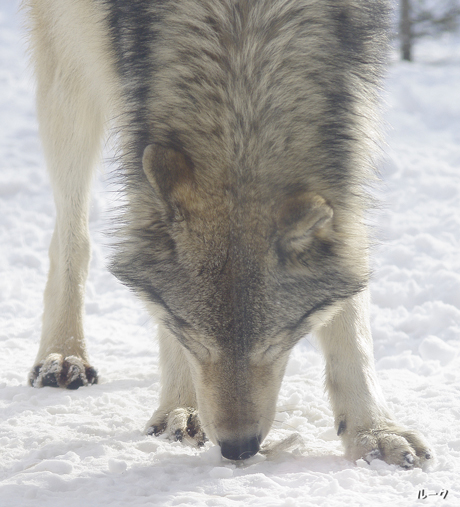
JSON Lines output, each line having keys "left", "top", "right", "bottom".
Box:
{"left": 25, "top": 0, "right": 432, "bottom": 466}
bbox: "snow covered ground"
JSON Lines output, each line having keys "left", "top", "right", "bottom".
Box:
{"left": 1, "top": 1, "right": 460, "bottom": 505}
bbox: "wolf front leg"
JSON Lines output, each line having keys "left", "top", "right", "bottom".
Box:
{"left": 316, "top": 290, "right": 432, "bottom": 468}
{"left": 144, "top": 324, "right": 206, "bottom": 446}
{"left": 28, "top": 9, "right": 107, "bottom": 389}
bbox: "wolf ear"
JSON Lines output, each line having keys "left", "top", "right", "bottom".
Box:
{"left": 142, "top": 144, "right": 196, "bottom": 208}
{"left": 279, "top": 193, "right": 333, "bottom": 252}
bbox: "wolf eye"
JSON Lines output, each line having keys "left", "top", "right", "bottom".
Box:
{"left": 176, "top": 331, "right": 211, "bottom": 361}
{"left": 262, "top": 344, "right": 283, "bottom": 360}
{"left": 189, "top": 339, "right": 211, "bottom": 359}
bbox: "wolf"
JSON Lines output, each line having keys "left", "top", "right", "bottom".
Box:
{"left": 25, "top": 0, "right": 432, "bottom": 466}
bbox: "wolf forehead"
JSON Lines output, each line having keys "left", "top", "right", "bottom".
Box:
{"left": 111, "top": 0, "right": 386, "bottom": 191}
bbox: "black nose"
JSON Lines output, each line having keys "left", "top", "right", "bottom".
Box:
{"left": 219, "top": 435, "right": 261, "bottom": 460}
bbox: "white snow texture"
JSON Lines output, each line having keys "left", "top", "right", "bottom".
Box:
{"left": 1, "top": 1, "right": 460, "bottom": 506}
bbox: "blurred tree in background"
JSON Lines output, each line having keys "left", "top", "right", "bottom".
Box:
{"left": 397, "top": 0, "right": 460, "bottom": 61}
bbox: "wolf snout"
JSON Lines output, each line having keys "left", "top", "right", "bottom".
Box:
{"left": 218, "top": 434, "right": 262, "bottom": 461}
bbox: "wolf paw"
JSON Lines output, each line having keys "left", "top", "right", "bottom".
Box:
{"left": 348, "top": 425, "right": 433, "bottom": 469}
{"left": 145, "top": 407, "right": 207, "bottom": 447}
{"left": 29, "top": 353, "right": 98, "bottom": 389}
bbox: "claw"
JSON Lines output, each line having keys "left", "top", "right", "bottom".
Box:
{"left": 404, "top": 453, "right": 415, "bottom": 466}
{"left": 148, "top": 424, "right": 165, "bottom": 437}
{"left": 364, "top": 449, "right": 382, "bottom": 464}
{"left": 400, "top": 452, "right": 418, "bottom": 469}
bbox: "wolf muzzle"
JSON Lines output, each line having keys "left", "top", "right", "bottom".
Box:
{"left": 219, "top": 434, "right": 262, "bottom": 460}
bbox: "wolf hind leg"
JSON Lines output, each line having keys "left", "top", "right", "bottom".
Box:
{"left": 315, "top": 290, "right": 432, "bottom": 468}
{"left": 145, "top": 325, "right": 206, "bottom": 446}
{"left": 29, "top": 34, "right": 105, "bottom": 389}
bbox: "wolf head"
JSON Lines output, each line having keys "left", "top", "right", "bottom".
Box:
{"left": 111, "top": 142, "right": 367, "bottom": 459}
{"left": 108, "top": 0, "right": 389, "bottom": 459}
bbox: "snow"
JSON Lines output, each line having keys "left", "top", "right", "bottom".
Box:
{"left": 1, "top": 1, "right": 460, "bottom": 505}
